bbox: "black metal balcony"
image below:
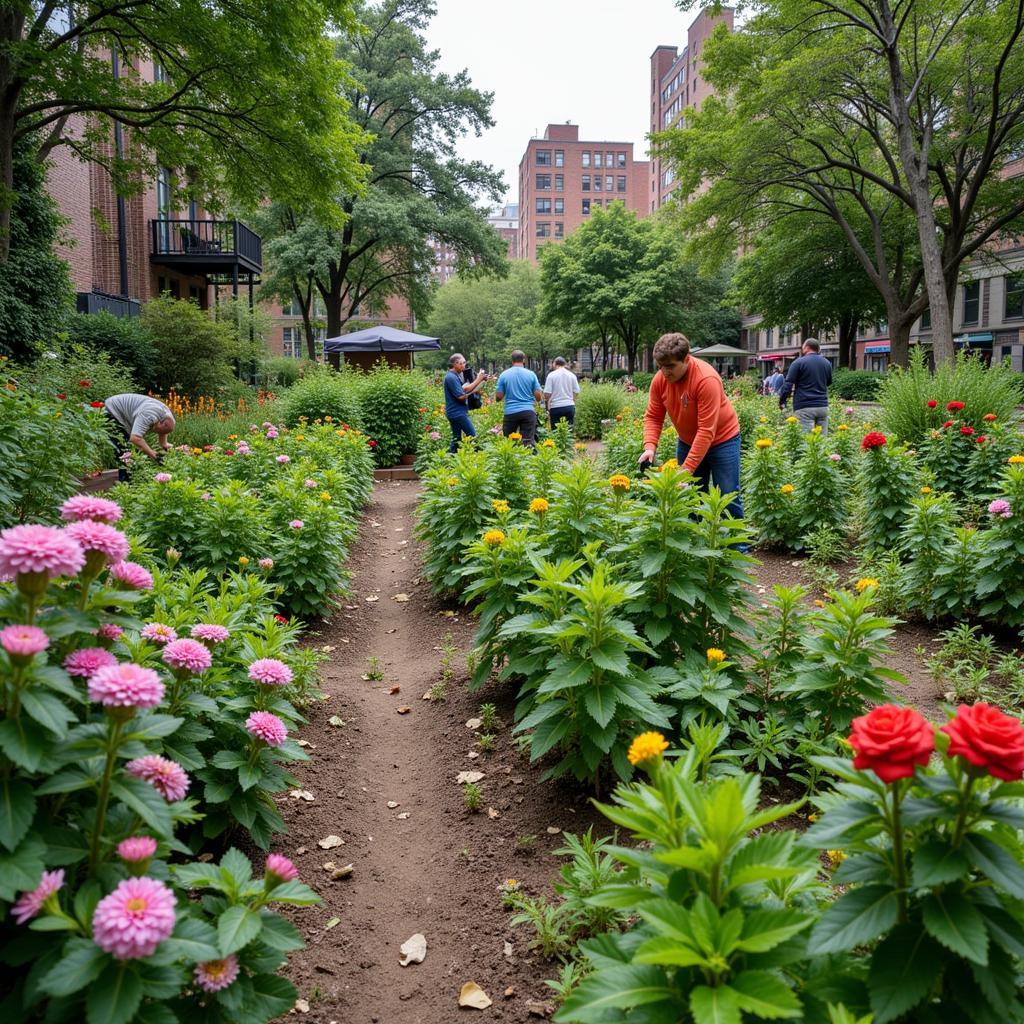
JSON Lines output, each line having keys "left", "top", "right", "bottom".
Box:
{"left": 150, "top": 219, "right": 262, "bottom": 281}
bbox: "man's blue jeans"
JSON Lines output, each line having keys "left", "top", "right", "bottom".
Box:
{"left": 676, "top": 433, "right": 744, "bottom": 522}
{"left": 448, "top": 412, "right": 476, "bottom": 453}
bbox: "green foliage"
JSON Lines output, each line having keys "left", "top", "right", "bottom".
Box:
{"left": 858, "top": 438, "right": 921, "bottom": 554}
{"left": 574, "top": 384, "right": 631, "bottom": 440}
{"left": 631, "top": 371, "right": 654, "bottom": 391}
{"left": 974, "top": 465, "right": 1024, "bottom": 625}
{"left": 64, "top": 312, "right": 157, "bottom": 391}
{"left": 742, "top": 440, "right": 797, "bottom": 549}
{"left": 354, "top": 364, "right": 430, "bottom": 466}
{"left": 793, "top": 431, "right": 845, "bottom": 535}
{"left": 830, "top": 368, "right": 884, "bottom": 401}
{"left": 279, "top": 366, "right": 362, "bottom": 428}
{"left": 260, "top": 357, "right": 308, "bottom": 388}
{"left": 141, "top": 296, "right": 234, "bottom": 397}
{"left": 12, "top": 340, "right": 137, "bottom": 406}
{"left": 900, "top": 492, "right": 957, "bottom": 619}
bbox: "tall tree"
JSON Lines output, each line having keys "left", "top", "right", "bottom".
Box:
{"left": 0, "top": 1, "right": 367, "bottom": 263}
{"left": 665, "top": 0, "right": 1024, "bottom": 365}
{"left": 260, "top": 0, "right": 508, "bottom": 339}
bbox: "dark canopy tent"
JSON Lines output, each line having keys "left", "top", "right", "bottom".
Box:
{"left": 323, "top": 325, "right": 440, "bottom": 371}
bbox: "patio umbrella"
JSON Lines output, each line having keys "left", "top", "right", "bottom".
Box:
{"left": 323, "top": 325, "right": 441, "bottom": 353}
{"left": 690, "top": 343, "right": 753, "bottom": 358}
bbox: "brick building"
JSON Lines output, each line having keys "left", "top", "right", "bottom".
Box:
{"left": 487, "top": 203, "right": 519, "bottom": 260}
{"left": 516, "top": 124, "right": 649, "bottom": 263}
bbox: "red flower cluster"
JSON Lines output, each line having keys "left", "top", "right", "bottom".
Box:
{"left": 274, "top": 614, "right": 288, "bottom": 624}
{"left": 942, "top": 420, "right": 954, "bottom": 428}
{"left": 927, "top": 399, "right": 938, "bottom": 408}
{"left": 942, "top": 703, "right": 1024, "bottom": 781}
{"left": 78, "top": 380, "right": 91, "bottom": 387}
{"left": 56, "top": 394, "right": 66, "bottom": 400}
{"left": 90, "top": 401, "right": 104, "bottom": 408}
{"left": 849, "top": 705, "right": 934, "bottom": 782}
{"left": 983, "top": 413, "right": 998, "bottom": 422}
{"left": 368, "top": 439, "right": 378, "bottom": 447}
{"left": 947, "top": 400, "right": 965, "bottom": 412}
{"left": 961, "top": 425, "right": 975, "bottom": 436}
{"left": 976, "top": 435, "right": 987, "bottom": 444}
{"left": 861, "top": 431, "right": 887, "bottom": 450}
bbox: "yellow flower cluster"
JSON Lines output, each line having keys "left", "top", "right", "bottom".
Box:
{"left": 1010, "top": 455, "right": 1024, "bottom": 465}
{"left": 826, "top": 849, "right": 846, "bottom": 868}
{"left": 574, "top": 441, "right": 587, "bottom": 451}
{"left": 755, "top": 438, "right": 773, "bottom": 449}
{"left": 920, "top": 486, "right": 932, "bottom": 495}
{"left": 758, "top": 416, "right": 768, "bottom": 423}
{"left": 446, "top": 476, "right": 458, "bottom": 487}
{"left": 627, "top": 731, "right": 669, "bottom": 766}
{"left": 837, "top": 424, "right": 849, "bottom": 432}
{"left": 609, "top": 474, "right": 631, "bottom": 493}
{"left": 706, "top": 648, "right": 726, "bottom": 663}
{"left": 780, "top": 483, "right": 795, "bottom": 495}
{"left": 320, "top": 492, "right": 331, "bottom": 502}
{"left": 492, "top": 499, "right": 510, "bottom": 514}
{"left": 541, "top": 438, "right": 556, "bottom": 448}
{"left": 855, "top": 577, "right": 880, "bottom": 592}
{"left": 529, "top": 498, "right": 549, "bottom": 514}
{"left": 482, "top": 529, "right": 506, "bottom": 547}
{"left": 658, "top": 458, "right": 679, "bottom": 472}
{"left": 238, "top": 556, "right": 250, "bottom": 566}
{"left": 786, "top": 416, "right": 798, "bottom": 425}
{"left": 508, "top": 431, "right": 522, "bottom": 441}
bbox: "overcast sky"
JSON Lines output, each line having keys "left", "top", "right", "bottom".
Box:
{"left": 424, "top": 0, "right": 700, "bottom": 208}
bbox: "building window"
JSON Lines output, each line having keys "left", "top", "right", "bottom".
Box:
{"left": 154, "top": 61, "right": 167, "bottom": 83}
{"left": 616, "top": 176, "right": 626, "bottom": 193}
{"left": 877, "top": 321, "right": 888, "bottom": 334}
{"left": 592, "top": 199, "right": 602, "bottom": 208}
{"left": 962, "top": 281, "right": 980, "bottom": 325}
{"left": 582, "top": 199, "right": 591, "bottom": 215}
{"left": 581, "top": 175, "right": 590, "bottom": 192}
{"left": 554, "top": 174, "right": 563, "bottom": 191}
{"left": 536, "top": 222, "right": 551, "bottom": 238}
{"left": 1007, "top": 273, "right": 1024, "bottom": 319}
{"left": 536, "top": 198, "right": 551, "bottom": 214}
{"left": 554, "top": 222, "right": 564, "bottom": 238}
{"left": 282, "top": 328, "right": 303, "bottom": 359}
{"left": 594, "top": 152, "right": 603, "bottom": 168}
{"left": 554, "top": 150, "right": 564, "bottom": 167}
{"left": 554, "top": 198, "right": 564, "bottom": 214}
{"left": 606, "top": 152, "right": 613, "bottom": 166}
{"left": 582, "top": 151, "right": 591, "bottom": 168}
{"left": 617, "top": 152, "right": 626, "bottom": 167}
{"left": 766, "top": 327, "right": 774, "bottom": 347}
{"left": 593, "top": 175, "right": 602, "bottom": 192}
{"left": 605, "top": 175, "right": 613, "bottom": 192}
{"left": 536, "top": 149, "right": 551, "bottom": 166}
{"left": 920, "top": 307, "right": 931, "bottom": 330}
{"left": 536, "top": 174, "right": 551, "bottom": 190}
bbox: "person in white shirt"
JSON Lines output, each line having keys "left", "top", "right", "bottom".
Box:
{"left": 542, "top": 356, "right": 580, "bottom": 429}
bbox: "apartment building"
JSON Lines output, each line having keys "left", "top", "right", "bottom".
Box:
{"left": 487, "top": 203, "right": 519, "bottom": 260}
{"left": 517, "top": 124, "right": 649, "bottom": 263}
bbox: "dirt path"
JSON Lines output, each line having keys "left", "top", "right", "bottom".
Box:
{"left": 279, "top": 481, "right": 604, "bottom": 1024}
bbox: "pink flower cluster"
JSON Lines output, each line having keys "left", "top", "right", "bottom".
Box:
{"left": 109, "top": 561, "right": 154, "bottom": 590}
{"left": 1, "top": 624, "right": 49, "bottom": 659}
{"left": 96, "top": 623, "right": 124, "bottom": 642}
{"left": 88, "top": 663, "right": 165, "bottom": 709}
{"left": 258, "top": 558, "right": 274, "bottom": 571}
{"left": 117, "top": 836, "right": 158, "bottom": 863}
{"left": 12, "top": 869, "right": 64, "bottom": 924}
{"left": 191, "top": 623, "right": 230, "bottom": 645}
{"left": 236, "top": 442, "right": 251, "bottom": 455}
{"left": 276, "top": 454, "right": 290, "bottom": 464}
{"left": 248, "top": 658, "right": 293, "bottom": 686}
{"left": 92, "top": 876, "right": 176, "bottom": 959}
{"left": 289, "top": 519, "right": 304, "bottom": 530}
{"left": 141, "top": 622, "right": 177, "bottom": 645}
{"left": 60, "top": 495, "right": 123, "bottom": 523}
{"left": 0, "top": 524, "right": 85, "bottom": 582}
{"left": 194, "top": 955, "right": 240, "bottom": 992}
{"left": 245, "top": 711, "right": 288, "bottom": 747}
{"left": 162, "top": 638, "right": 213, "bottom": 674}
{"left": 64, "top": 520, "right": 130, "bottom": 565}
{"left": 989, "top": 499, "right": 1013, "bottom": 519}
{"left": 126, "top": 755, "right": 190, "bottom": 801}
{"left": 265, "top": 853, "right": 299, "bottom": 885}
{"left": 266, "top": 428, "right": 278, "bottom": 439}
{"left": 154, "top": 473, "right": 172, "bottom": 483}
{"left": 304, "top": 478, "right": 317, "bottom": 489}
{"left": 64, "top": 647, "right": 118, "bottom": 679}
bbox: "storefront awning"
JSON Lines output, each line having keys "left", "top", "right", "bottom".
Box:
{"left": 864, "top": 344, "right": 890, "bottom": 353}
{"left": 954, "top": 333, "right": 993, "bottom": 346}
{"left": 757, "top": 349, "right": 799, "bottom": 361}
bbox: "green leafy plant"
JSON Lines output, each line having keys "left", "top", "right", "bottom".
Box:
{"left": 354, "top": 362, "right": 430, "bottom": 466}
{"left": 279, "top": 365, "right": 362, "bottom": 428}
{"left": 462, "top": 781, "right": 483, "bottom": 812}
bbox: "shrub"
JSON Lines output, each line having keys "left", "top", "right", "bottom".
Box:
{"left": 279, "top": 365, "right": 362, "bottom": 428}
{"left": 630, "top": 371, "right": 654, "bottom": 391}
{"left": 142, "top": 296, "right": 235, "bottom": 397}
{"left": 354, "top": 364, "right": 430, "bottom": 467}
{"left": 12, "top": 340, "right": 137, "bottom": 406}
{"left": 831, "top": 367, "right": 884, "bottom": 401}
{"left": 575, "top": 384, "right": 630, "bottom": 439}
{"left": 260, "top": 356, "right": 307, "bottom": 388}
{"left": 878, "top": 347, "right": 1024, "bottom": 440}
{"left": 64, "top": 311, "right": 157, "bottom": 390}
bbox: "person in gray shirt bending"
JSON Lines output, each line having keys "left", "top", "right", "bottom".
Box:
{"left": 104, "top": 394, "right": 175, "bottom": 478}
{"left": 778, "top": 339, "right": 833, "bottom": 434}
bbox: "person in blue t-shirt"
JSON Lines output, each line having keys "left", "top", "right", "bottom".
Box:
{"left": 443, "top": 353, "right": 486, "bottom": 453}
{"left": 495, "top": 350, "right": 542, "bottom": 446}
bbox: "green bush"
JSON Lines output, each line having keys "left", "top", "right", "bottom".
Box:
{"left": 355, "top": 364, "right": 430, "bottom": 467}
{"left": 261, "top": 356, "right": 308, "bottom": 388}
{"left": 575, "top": 383, "right": 630, "bottom": 439}
{"left": 878, "top": 348, "right": 1024, "bottom": 440}
{"left": 831, "top": 367, "right": 884, "bottom": 401}
{"left": 280, "top": 365, "right": 362, "bottom": 427}
{"left": 141, "top": 295, "right": 234, "bottom": 397}
{"left": 12, "top": 340, "right": 137, "bottom": 405}
{"left": 631, "top": 371, "right": 654, "bottom": 391}
{"left": 64, "top": 311, "right": 156, "bottom": 389}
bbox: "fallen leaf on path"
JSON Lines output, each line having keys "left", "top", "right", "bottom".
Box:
{"left": 397, "top": 812, "right": 410, "bottom": 819}
{"left": 399, "top": 933, "right": 427, "bottom": 966}
{"left": 388, "top": 685, "right": 400, "bottom": 694}
{"left": 386, "top": 628, "right": 397, "bottom": 634}
{"left": 394, "top": 527, "right": 404, "bottom": 532}
{"left": 527, "top": 1001, "right": 555, "bottom": 1017}
{"left": 443, "top": 610, "right": 455, "bottom": 617}
{"left": 459, "top": 983, "right": 492, "bottom": 1010}
{"left": 387, "top": 801, "right": 399, "bottom": 809}
{"left": 318, "top": 835, "right": 344, "bottom": 850}
{"left": 321, "top": 644, "right": 336, "bottom": 652}
{"left": 289, "top": 789, "right": 315, "bottom": 801}
{"left": 422, "top": 691, "right": 432, "bottom": 700}
{"left": 487, "top": 807, "right": 500, "bottom": 819}
{"left": 546, "top": 827, "right": 561, "bottom": 835}
{"left": 397, "top": 706, "right": 411, "bottom": 714}
{"left": 504, "top": 986, "right": 515, "bottom": 998}
{"left": 365, "top": 595, "right": 379, "bottom": 603}
{"left": 456, "top": 771, "right": 484, "bottom": 785}
{"left": 467, "top": 751, "right": 480, "bottom": 759}
{"left": 324, "top": 917, "right": 341, "bottom": 931}
{"left": 392, "top": 593, "right": 410, "bottom": 602}
{"left": 332, "top": 864, "right": 354, "bottom": 879}
{"left": 465, "top": 717, "right": 482, "bottom": 730}
{"left": 296, "top": 739, "right": 312, "bottom": 748}
{"left": 328, "top": 716, "right": 345, "bottom": 727}
{"left": 294, "top": 998, "right": 310, "bottom": 1013}
{"left": 503, "top": 941, "right": 513, "bottom": 958}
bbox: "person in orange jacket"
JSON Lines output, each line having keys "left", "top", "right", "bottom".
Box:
{"left": 638, "top": 332, "right": 744, "bottom": 521}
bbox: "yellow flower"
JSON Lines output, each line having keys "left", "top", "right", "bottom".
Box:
{"left": 295, "top": 434, "right": 305, "bottom": 441}
{"left": 320, "top": 492, "right": 332, "bottom": 502}
{"left": 609, "top": 474, "right": 631, "bottom": 494}
{"left": 336, "top": 429, "right": 346, "bottom": 436}
{"left": 192, "top": 447, "right": 202, "bottom": 455}
{"left": 298, "top": 416, "right": 308, "bottom": 423}
{"left": 807, "top": 813, "right": 819, "bottom": 823}
{"left": 228, "top": 434, "right": 239, "bottom": 440}
{"left": 508, "top": 431, "right": 522, "bottom": 441}
{"left": 627, "top": 731, "right": 669, "bottom": 766}
{"left": 574, "top": 442, "right": 587, "bottom": 451}
{"left": 324, "top": 415, "right": 333, "bottom": 423}
{"left": 492, "top": 499, "right": 510, "bottom": 514}
{"left": 837, "top": 424, "right": 849, "bottom": 432}
{"left": 706, "top": 648, "right": 726, "bottom": 663}
{"left": 1010, "top": 455, "right": 1024, "bottom": 465}
{"left": 505, "top": 878, "right": 518, "bottom": 888}
{"left": 826, "top": 849, "right": 846, "bottom": 868}
{"left": 813, "top": 599, "right": 826, "bottom": 608}
{"left": 780, "top": 483, "right": 794, "bottom": 495}
{"left": 658, "top": 458, "right": 679, "bottom": 472}
{"left": 541, "top": 438, "right": 556, "bottom": 448}
{"left": 855, "top": 577, "right": 880, "bottom": 592}
{"left": 482, "top": 529, "right": 506, "bottom": 547}
{"left": 529, "top": 497, "right": 549, "bottom": 514}
{"left": 446, "top": 476, "right": 458, "bottom": 487}
{"left": 758, "top": 416, "right": 768, "bottom": 423}
{"left": 786, "top": 416, "right": 798, "bottom": 424}
{"left": 238, "top": 556, "right": 250, "bottom": 566}
{"left": 755, "top": 438, "right": 773, "bottom": 449}
{"left": 812, "top": 425, "right": 822, "bottom": 434}
{"left": 920, "top": 486, "right": 932, "bottom": 494}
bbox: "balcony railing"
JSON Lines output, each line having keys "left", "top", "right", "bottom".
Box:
{"left": 150, "top": 219, "right": 262, "bottom": 274}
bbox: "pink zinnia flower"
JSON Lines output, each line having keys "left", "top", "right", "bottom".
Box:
{"left": 109, "top": 561, "right": 154, "bottom": 591}
{"left": 988, "top": 499, "right": 1012, "bottom": 519}
{"left": 194, "top": 955, "right": 240, "bottom": 993}
{"left": 265, "top": 853, "right": 299, "bottom": 886}
{"left": 1, "top": 624, "right": 49, "bottom": 659}
{"left": 154, "top": 472, "right": 172, "bottom": 483}
{"left": 262, "top": 421, "right": 273, "bottom": 429}
{"left": 141, "top": 623, "right": 177, "bottom": 646}
{"left": 235, "top": 443, "right": 251, "bottom": 455}
{"left": 258, "top": 558, "right": 274, "bottom": 571}
{"left": 60, "top": 495, "right": 123, "bottom": 523}
{"left": 92, "top": 877, "right": 176, "bottom": 960}
{"left": 11, "top": 869, "right": 64, "bottom": 925}
{"left": 304, "top": 478, "right": 317, "bottom": 489}
{"left": 190, "top": 623, "right": 230, "bottom": 645}
{"left": 828, "top": 453, "right": 842, "bottom": 462}
{"left": 200, "top": 492, "right": 211, "bottom": 502}
{"left": 162, "top": 638, "right": 212, "bottom": 674}
{"left": 126, "top": 755, "right": 190, "bottom": 801}
{"left": 429, "top": 431, "right": 440, "bottom": 441}
{"left": 64, "top": 647, "right": 118, "bottom": 679}
{"left": 249, "top": 424, "right": 259, "bottom": 433}
{"left": 88, "top": 663, "right": 165, "bottom": 709}
{"left": 96, "top": 623, "right": 124, "bottom": 642}
{"left": 275, "top": 454, "right": 290, "bottom": 464}
{"left": 245, "top": 711, "right": 288, "bottom": 747}
{"left": 0, "top": 524, "right": 85, "bottom": 585}
{"left": 266, "top": 428, "right": 278, "bottom": 439}
{"left": 64, "top": 521, "right": 131, "bottom": 566}
{"left": 248, "top": 658, "right": 293, "bottom": 686}
{"left": 289, "top": 519, "right": 304, "bottom": 530}
{"left": 117, "top": 836, "right": 158, "bottom": 863}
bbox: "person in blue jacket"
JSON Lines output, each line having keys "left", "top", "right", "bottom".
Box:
{"left": 779, "top": 338, "right": 833, "bottom": 434}
{"left": 443, "top": 353, "right": 486, "bottom": 453}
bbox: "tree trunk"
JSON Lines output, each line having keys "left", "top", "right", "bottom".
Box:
{"left": 0, "top": 98, "right": 18, "bottom": 265}
{"left": 889, "top": 315, "right": 913, "bottom": 369}
{"left": 838, "top": 314, "right": 857, "bottom": 369}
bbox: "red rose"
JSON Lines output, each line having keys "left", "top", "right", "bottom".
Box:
{"left": 56, "top": 394, "right": 66, "bottom": 400}
{"left": 960, "top": 425, "right": 975, "bottom": 436}
{"left": 927, "top": 399, "right": 938, "bottom": 408}
{"left": 274, "top": 614, "right": 288, "bottom": 624}
{"left": 861, "top": 431, "right": 887, "bottom": 450}
{"left": 849, "top": 704, "right": 935, "bottom": 782}
{"left": 79, "top": 379, "right": 91, "bottom": 387}
{"left": 368, "top": 439, "right": 377, "bottom": 447}
{"left": 976, "top": 435, "right": 986, "bottom": 444}
{"left": 947, "top": 400, "right": 965, "bottom": 412}
{"left": 90, "top": 401, "right": 104, "bottom": 408}
{"left": 942, "top": 420, "right": 954, "bottom": 428}
{"left": 942, "top": 703, "right": 1024, "bottom": 781}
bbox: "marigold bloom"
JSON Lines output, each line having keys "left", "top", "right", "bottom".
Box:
{"left": 529, "top": 498, "right": 549, "bottom": 514}
{"left": 837, "top": 423, "right": 849, "bottom": 431}
{"left": 320, "top": 492, "right": 331, "bottom": 502}
{"left": 60, "top": 495, "right": 123, "bottom": 523}
{"left": 446, "top": 477, "right": 458, "bottom": 487}
{"left": 482, "top": 529, "right": 506, "bottom": 547}
{"left": 855, "top": 577, "right": 880, "bottom": 592}
{"left": 109, "top": 561, "right": 154, "bottom": 591}
{"left": 920, "top": 486, "right": 932, "bottom": 494}
{"left": 92, "top": 876, "right": 176, "bottom": 959}
{"left": 141, "top": 622, "right": 177, "bottom": 646}
{"left": 11, "top": 869, "right": 64, "bottom": 925}
{"left": 265, "top": 853, "right": 299, "bottom": 886}
{"left": 64, "top": 646, "right": 118, "bottom": 678}
{"left": 194, "top": 955, "right": 240, "bottom": 993}
{"left": 786, "top": 416, "right": 798, "bottom": 425}
{"left": 491, "top": 499, "right": 510, "bottom": 515}
{"left": 0, "top": 524, "right": 85, "bottom": 585}
{"left": 627, "top": 731, "right": 669, "bottom": 766}
{"left": 508, "top": 432, "right": 522, "bottom": 441}
{"left": 1010, "top": 455, "right": 1024, "bottom": 465}
{"left": 162, "top": 638, "right": 212, "bottom": 674}
{"left": 88, "top": 663, "right": 165, "bottom": 709}
{"left": 609, "top": 474, "right": 631, "bottom": 493}
{"left": 813, "top": 599, "right": 826, "bottom": 608}
{"left": 826, "top": 849, "right": 846, "bottom": 868}
{"left": 706, "top": 648, "right": 726, "bottom": 663}
{"left": 659, "top": 459, "right": 679, "bottom": 471}
{"left": 755, "top": 438, "right": 773, "bottom": 449}
{"left": 126, "top": 755, "right": 190, "bottom": 801}
{"left": 246, "top": 710, "right": 288, "bottom": 747}
{"left": 238, "top": 556, "right": 250, "bottom": 566}
{"left": 541, "top": 438, "right": 556, "bottom": 448}
{"left": 780, "top": 483, "right": 794, "bottom": 495}
{"left": 248, "top": 658, "right": 293, "bottom": 686}
{"left": 1, "top": 624, "right": 49, "bottom": 659}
